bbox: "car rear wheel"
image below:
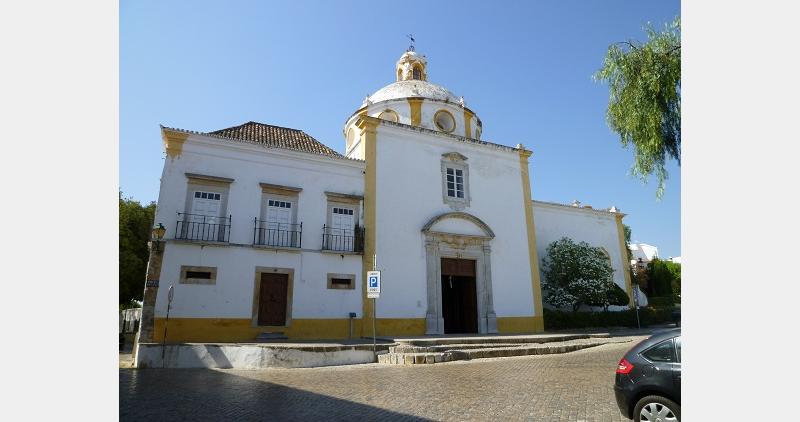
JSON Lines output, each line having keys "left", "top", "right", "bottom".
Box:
{"left": 633, "top": 395, "right": 680, "bottom": 422}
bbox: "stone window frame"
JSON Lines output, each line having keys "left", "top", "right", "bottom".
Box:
{"left": 183, "top": 173, "right": 233, "bottom": 225}
{"left": 440, "top": 152, "right": 471, "bottom": 210}
{"left": 258, "top": 183, "right": 302, "bottom": 230}
{"left": 327, "top": 273, "right": 356, "bottom": 290}
{"left": 179, "top": 265, "right": 217, "bottom": 285}
{"left": 324, "top": 192, "right": 363, "bottom": 228}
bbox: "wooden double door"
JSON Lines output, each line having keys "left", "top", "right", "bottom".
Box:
{"left": 441, "top": 258, "right": 478, "bottom": 334}
{"left": 258, "top": 273, "right": 288, "bottom": 326}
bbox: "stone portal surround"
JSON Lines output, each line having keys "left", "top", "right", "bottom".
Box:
{"left": 422, "top": 212, "right": 497, "bottom": 335}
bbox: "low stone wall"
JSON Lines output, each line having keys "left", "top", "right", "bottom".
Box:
{"left": 136, "top": 343, "right": 381, "bottom": 369}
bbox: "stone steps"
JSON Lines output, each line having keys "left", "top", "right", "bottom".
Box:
{"left": 381, "top": 333, "right": 610, "bottom": 347}
{"left": 254, "top": 332, "right": 289, "bottom": 342}
{"left": 377, "top": 337, "right": 632, "bottom": 365}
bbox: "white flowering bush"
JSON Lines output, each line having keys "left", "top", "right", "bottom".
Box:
{"left": 541, "top": 237, "right": 618, "bottom": 312}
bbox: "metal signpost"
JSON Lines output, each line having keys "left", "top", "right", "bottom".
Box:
{"left": 633, "top": 284, "right": 641, "bottom": 329}
{"left": 161, "top": 284, "right": 174, "bottom": 368}
{"left": 367, "top": 254, "right": 380, "bottom": 358}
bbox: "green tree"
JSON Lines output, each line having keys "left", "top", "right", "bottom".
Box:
{"left": 119, "top": 192, "right": 156, "bottom": 306}
{"left": 594, "top": 16, "right": 681, "bottom": 199}
{"left": 646, "top": 258, "right": 680, "bottom": 302}
{"left": 593, "top": 282, "right": 631, "bottom": 312}
{"left": 667, "top": 261, "right": 681, "bottom": 303}
{"left": 541, "top": 237, "right": 616, "bottom": 312}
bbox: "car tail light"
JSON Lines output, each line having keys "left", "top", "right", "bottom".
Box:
{"left": 616, "top": 358, "right": 634, "bottom": 375}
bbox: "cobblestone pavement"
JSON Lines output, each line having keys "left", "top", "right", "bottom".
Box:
{"left": 120, "top": 336, "right": 645, "bottom": 421}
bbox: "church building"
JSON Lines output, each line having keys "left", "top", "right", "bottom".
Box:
{"left": 138, "top": 49, "right": 634, "bottom": 343}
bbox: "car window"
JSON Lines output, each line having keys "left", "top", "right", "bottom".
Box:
{"left": 675, "top": 336, "right": 681, "bottom": 362}
{"left": 641, "top": 339, "right": 676, "bottom": 363}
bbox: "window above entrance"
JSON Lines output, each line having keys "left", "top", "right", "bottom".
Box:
{"left": 440, "top": 152, "right": 471, "bottom": 210}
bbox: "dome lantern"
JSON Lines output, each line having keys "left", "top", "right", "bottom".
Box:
{"left": 396, "top": 51, "right": 427, "bottom": 82}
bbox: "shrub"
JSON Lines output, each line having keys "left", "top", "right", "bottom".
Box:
{"left": 647, "top": 296, "right": 675, "bottom": 308}
{"left": 543, "top": 307, "right": 673, "bottom": 330}
{"left": 541, "top": 237, "right": 616, "bottom": 312}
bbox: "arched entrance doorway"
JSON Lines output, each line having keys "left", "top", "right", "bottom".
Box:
{"left": 422, "top": 212, "right": 498, "bottom": 335}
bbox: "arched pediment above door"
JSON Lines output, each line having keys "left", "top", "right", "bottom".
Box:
{"left": 421, "top": 212, "right": 495, "bottom": 239}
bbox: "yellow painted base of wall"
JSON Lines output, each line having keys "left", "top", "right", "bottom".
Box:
{"left": 496, "top": 316, "right": 545, "bottom": 334}
{"left": 152, "top": 318, "right": 427, "bottom": 343}
{"left": 372, "top": 318, "right": 426, "bottom": 337}
{"left": 152, "top": 316, "right": 543, "bottom": 343}
{"left": 153, "top": 318, "right": 364, "bottom": 343}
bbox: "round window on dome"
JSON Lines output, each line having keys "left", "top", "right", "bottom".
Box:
{"left": 378, "top": 109, "right": 399, "bottom": 123}
{"left": 434, "top": 110, "right": 456, "bottom": 133}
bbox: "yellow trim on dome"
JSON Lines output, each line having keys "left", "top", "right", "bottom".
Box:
{"left": 463, "top": 109, "right": 474, "bottom": 139}
{"left": 408, "top": 98, "right": 423, "bottom": 126}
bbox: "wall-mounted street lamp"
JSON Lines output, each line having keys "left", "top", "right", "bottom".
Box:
{"left": 152, "top": 223, "right": 166, "bottom": 252}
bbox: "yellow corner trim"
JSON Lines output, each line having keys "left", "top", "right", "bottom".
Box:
{"left": 162, "top": 129, "right": 189, "bottom": 160}
{"left": 357, "top": 118, "right": 380, "bottom": 335}
{"left": 615, "top": 215, "right": 635, "bottom": 307}
{"left": 518, "top": 150, "right": 544, "bottom": 320}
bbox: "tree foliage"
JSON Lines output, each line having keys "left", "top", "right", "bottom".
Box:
{"left": 119, "top": 192, "right": 156, "bottom": 306}
{"left": 594, "top": 16, "right": 681, "bottom": 199}
{"left": 645, "top": 258, "right": 680, "bottom": 303}
{"left": 541, "top": 237, "right": 620, "bottom": 312}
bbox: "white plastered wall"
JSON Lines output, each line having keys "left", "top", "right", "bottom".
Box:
{"left": 152, "top": 134, "right": 366, "bottom": 320}
{"left": 371, "top": 123, "right": 535, "bottom": 319}
{"left": 532, "top": 203, "right": 629, "bottom": 307}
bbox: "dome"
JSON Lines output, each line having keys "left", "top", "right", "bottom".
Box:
{"left": 365, "top": 80, "right": 461, "bottom": 106}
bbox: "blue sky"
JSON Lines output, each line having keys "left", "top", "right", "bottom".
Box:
{"left": 120, "top": 0, "right": 681, "bottom": 257}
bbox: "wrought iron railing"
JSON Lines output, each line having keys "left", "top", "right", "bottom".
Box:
{"left": 175, "top": 213, "right": 231, "bottom": 242}
{"left": 322, "top": 225, "right": 364, "bottom": 253}
{"left": 253, "top": 218, "right": 302, "bottom": 248}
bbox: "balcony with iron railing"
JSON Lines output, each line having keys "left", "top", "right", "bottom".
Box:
{"left": 253, "top": 218, "right": 302, "bottom": 248}
{"left": 175, "top": 213, "right": 231, "bottom": 243}
{"left": 322, "top": 224, "right": 364, "bottom": 253}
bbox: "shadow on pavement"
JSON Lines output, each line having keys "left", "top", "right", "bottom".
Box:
{"left": 119, "top": 368, "right": 433, "bottom": 421}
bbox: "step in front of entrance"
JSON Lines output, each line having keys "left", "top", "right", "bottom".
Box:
{"left": 377, "top": 337, "right": 633, "bottom": 365}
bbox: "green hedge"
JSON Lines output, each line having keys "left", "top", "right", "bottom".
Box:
{"left": 543, "top": 307, "right": 674, "bottom": 330}
{"left": 647, "top": 296, "right": 675, "bottom": 308}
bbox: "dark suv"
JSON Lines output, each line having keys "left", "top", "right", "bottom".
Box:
{"left": 614, "top": 329, "right": 681, "bottom": 421}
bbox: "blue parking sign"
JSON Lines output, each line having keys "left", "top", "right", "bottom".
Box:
{"left": 367, "top": 271, "right": 380, "bottom": 298}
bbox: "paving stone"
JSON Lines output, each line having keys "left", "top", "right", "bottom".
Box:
{"left": 120, "top": 339, "right": 644, "bottom": 421}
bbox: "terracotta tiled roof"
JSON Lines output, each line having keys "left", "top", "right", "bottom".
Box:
{"left": 207, "top": 121, "right": 343, "bottom": 158}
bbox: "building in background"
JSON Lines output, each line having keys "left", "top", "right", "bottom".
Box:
{"left": 629, "top": 242, "right": 660, "bottom": 266}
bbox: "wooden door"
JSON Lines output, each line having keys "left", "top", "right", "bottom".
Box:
{"left": 258, "top": 273, "right": 288, "bottom": 326}
{"left": 440, "top": 258, "right": 478, "bottom": 334}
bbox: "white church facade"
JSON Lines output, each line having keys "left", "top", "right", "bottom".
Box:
{"left": 139, "top": 49, "right": 634, "bottom": 343}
